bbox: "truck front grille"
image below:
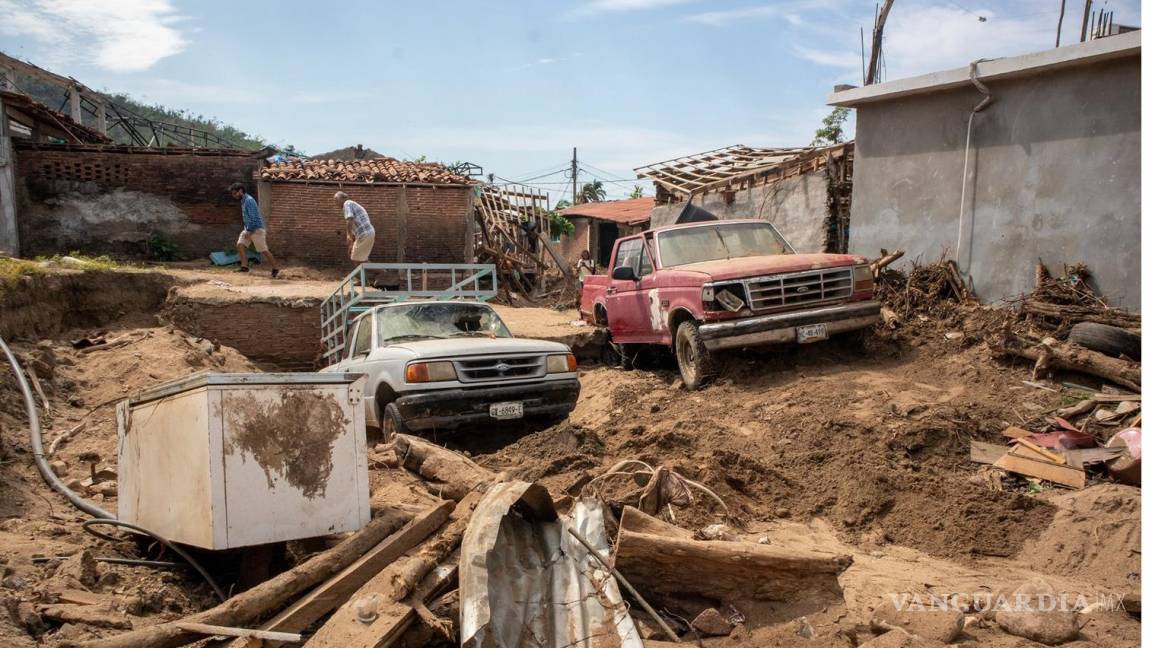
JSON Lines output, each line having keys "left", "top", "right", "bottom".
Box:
{"left": 454, "top": 356, "right": 545, "bottom": 383}
{"left": 745, "top": 267, "right": 853, "bottom": 311}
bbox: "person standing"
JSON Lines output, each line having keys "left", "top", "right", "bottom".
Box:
{"left": 230, "top": 183, "right": 280, "bottom": 278}
{"left": 334, "top": 191, "right": 375, "bottom": 265}
{"left": 576, "top": 249, "right": 596, "bottom": 288}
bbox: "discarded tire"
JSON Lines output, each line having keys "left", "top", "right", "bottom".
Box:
{"left": 1067, "top": 322, "right": 1140, "bottom": 360}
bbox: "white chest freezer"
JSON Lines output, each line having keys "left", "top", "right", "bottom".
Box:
{"left": 117, "top": 372, "right": 370, "bottom": 550}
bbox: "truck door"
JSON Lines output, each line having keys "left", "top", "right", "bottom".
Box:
{"left": 606, "top": 238, "right": 657, "bottom": 341}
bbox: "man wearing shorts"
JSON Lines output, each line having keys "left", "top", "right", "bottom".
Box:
{"left": 230, "top": 182, "right": 280, "bottom": 278}
{"left": 335, "top": 191, "right": 375, "bottom": 265}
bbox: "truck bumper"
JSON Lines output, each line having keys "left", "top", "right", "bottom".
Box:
{"left": 698, "top": 301, "right": 882, "bottom": 351}
{"left": 393, "top": 379, "right": 581, "bottom": 431}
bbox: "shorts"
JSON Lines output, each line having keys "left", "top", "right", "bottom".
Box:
{"left": 350, "top": 232, "right": 375, "bottom": 262}
{"left": 237, "top": 229, "right": 269, "bottom": 253}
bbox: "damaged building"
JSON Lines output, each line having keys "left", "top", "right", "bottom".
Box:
{"left": 558, "top": 197, "right": 653, "bottom": 267}
{"left": 637, "top": 143, "right": 854, "bottom": 253}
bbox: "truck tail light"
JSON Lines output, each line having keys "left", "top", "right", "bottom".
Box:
{"left": 405, "top": 361, "right": 457, "bottom": 383}
{"left": 546, "top": 353, "right": 578, "bottom": 373}
{"left": 852, "top": 265, "right": 874, "bottom": 292}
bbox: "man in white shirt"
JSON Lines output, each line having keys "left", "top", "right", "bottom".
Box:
{"left": 334, "top": 191, "right": 376, "bottom": 265}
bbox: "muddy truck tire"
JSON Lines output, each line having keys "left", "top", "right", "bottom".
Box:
{"left": 382, "top": 402, "right": 409, "bottom": 441}
{"left": 675, "top": 320, "right": 717, "bottom": 390}
{"left": 1068, "top": 322, "right": 1140, "bottom": 360}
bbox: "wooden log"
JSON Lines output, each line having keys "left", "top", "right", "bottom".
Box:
{"left": 1021, "top": 299, "right": 1140, "bottom": 328}
{"left": 393, "top": 435, "right": 494, "bottom": 502}
{"left": 993, "top": 333, "right": 1141, "bottom": 392}
{"left": 612, "top": 507, "right": 852, "bottom": 604}
{"left": 304, "top": 492, "right": 482, "bottom": 647}
{"left": 230, "top": 501, "right": 454, "bottom": 648}
{"left": 869, "top": 249, "right": 904, "bottom": 276}
{"left": 78, "top": 509, "right": 415, "bottom": 648}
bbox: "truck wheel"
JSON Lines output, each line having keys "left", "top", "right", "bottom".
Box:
{"left": 675, "top": 320, "right": 716, "bottom": 390}
{"left": 1068, "top": 322, "right": 1140, "bottom": 360}
{"left": 381, "top": 403, "right": 408, "bottom": 441}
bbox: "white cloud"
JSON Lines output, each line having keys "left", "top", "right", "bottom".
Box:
{"left": 684, "top": 0, "right": 837, "bottom": 26}
{"left": 0, "top": 0, "right": 188, "bottom": 72}
{"left": 574, "top": 0, "right": 696, "bottom": 14}
{"left": 792, "top": 45, "right": 859, "bottom": 69}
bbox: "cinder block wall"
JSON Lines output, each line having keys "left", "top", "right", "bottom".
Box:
{"left": 14, "top": 144, "right": 263, "bottom": 258}
{"left": 262, "top": 182, "right": 473, "bottom": 267}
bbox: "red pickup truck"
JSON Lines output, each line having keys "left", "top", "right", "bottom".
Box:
{"left": 580, "top": 219, "right": 881, "bottom": 389}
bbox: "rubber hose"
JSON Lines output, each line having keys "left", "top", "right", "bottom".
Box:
{"left": 0, "top": 336, "right": 114, "bottom": 519}
{"left": 82, "top": 519, "right": 227, "bottom": 602}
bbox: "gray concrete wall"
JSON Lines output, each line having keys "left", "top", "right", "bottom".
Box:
{"left": 650, "top": 170, "right": 832, "bottom": 253}
{"left": 848, "top": 56, "right": 1140, "bottom": 308}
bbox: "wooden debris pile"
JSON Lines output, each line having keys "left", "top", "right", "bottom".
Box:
{"left": 875, "top": 256, "right": 972, "bottom": 318}
{"left": 1018, "top": 262, "right": 1140, "bottom": 335}
{"left": 260, "top": 158, "right": 473, "bottom": 185}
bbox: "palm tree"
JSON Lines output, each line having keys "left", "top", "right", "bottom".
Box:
{"left": 577, "top": 180, "right": 607, "bottom": 204}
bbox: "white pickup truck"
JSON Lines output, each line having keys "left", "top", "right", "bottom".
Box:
{"left": 322, "top": 300, "right": 580, "bottom": 437}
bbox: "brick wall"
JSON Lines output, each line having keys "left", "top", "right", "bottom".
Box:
{"left": 261, "top": 182, "right": 473, "bottom": 267}
{"left": 15, "top": 144, "right": 263, "bottom": 258}
{"left": 164, "top": 297, "right": 321, "bottom": 370}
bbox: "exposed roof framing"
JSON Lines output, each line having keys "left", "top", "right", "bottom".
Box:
{"left": 474, "top": 183, "right": 553, "bottom": 272}
{"left": 635, "top": 145, "right": 816, "bottom": 197}
{"left": 635, "top": 143, "right": 855, "bottom": 200}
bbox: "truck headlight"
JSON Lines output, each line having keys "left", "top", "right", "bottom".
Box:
{"left": 405, "top": 361, "right": 457, "bottom": 383}
{"left": 852, "top": 265, "right": 874, "bottom": 292}
{"left": 702, "top": 286, "right": 715, "bottom": 302}
{"left": 546, "top": 353, "right": 578, "bottom": 373}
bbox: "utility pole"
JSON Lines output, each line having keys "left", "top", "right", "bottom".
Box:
{"left": 571, "top": 147, "right": 578, "bottom": 205}
{"left": 1056, "top": 0, "right": 1066, "bottom": 47}
{"left": 865, "top": 0, "right": 895, "bottom": 85}
{"left": 1079, "top": 0, "right": 1091, "bottom": 42}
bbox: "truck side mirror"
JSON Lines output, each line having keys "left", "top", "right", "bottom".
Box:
{"left": 612, "top": 266, "right": 638, "bottom": 282}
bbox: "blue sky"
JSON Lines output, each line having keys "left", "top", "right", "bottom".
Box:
{"left": 0, "top": 0, "right": 1141, "bottom": 201}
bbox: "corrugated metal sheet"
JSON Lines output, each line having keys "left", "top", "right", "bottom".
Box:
{"left": 460, "top": 482, "right": 643, "bottom": 648}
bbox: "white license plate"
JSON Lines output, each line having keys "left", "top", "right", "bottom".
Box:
{"left": 489, "top": 401, "right": 524, "bottom": 420}
{"left": 797, "top": 323, "right": 829, "bottom": 343}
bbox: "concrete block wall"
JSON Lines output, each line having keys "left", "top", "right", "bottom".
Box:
{"left": 14, "top": 145, "right": 262, "bottom": 258}
{"left": 262, "top": 182, "right": 473, "bottom": 267}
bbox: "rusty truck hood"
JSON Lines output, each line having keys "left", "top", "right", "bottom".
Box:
{"left": 672, "top": 253, "right": 866, "bottom": 281}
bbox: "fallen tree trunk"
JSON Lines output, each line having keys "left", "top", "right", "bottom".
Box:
{"left": 393, "top": 435, "right": 494, "bottom": 501}
{"left": 1021, "top": 299, "right": 1140, "bottom": 329}
{"left": 613, "top": 507, "right": 853, "bottom": 604}
{"left": 304, "top": 492, "right": 483, "bottom": 647}
{"left": 231, "top": 501, "right": 454, "bottom": 648}
{"left": 78, "top": 509, "right": 415, "bottom": 648}
{"left": 993, "top": 333, "right": 1141, "bottom": 392}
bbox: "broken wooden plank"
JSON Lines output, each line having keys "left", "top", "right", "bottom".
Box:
{"left": 1014, "top": 438, "right": 1066, "bottom": 465}
{"left": 230, "top": 501, "right": 453, "bottom": 648}
{"left": 1001, "top": 426, "right": 1032, "bottom": 440}
{"left": 176, "top": 623, "right": 302, "bottom": 643}
{"left": 1063, "top": 447, "right": 1125, "bottom": 470}
{"left": 992, "top": 453, "right": 1086, "bottom": 489}
{"left": 304, "top": 492, "right": 482, "bottom": 648}
{"left": 1008, "top": 442, "right": 1064, "bottom": 465}
{"left": 970, "top": 441, "right": 1010, "bottom": 465}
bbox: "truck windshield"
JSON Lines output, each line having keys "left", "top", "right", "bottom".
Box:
{"left": 375, "top": 303, "right": 512, "bottom": 345}
{"left": 657, "top": 222, "right": 792, "bottom": 267}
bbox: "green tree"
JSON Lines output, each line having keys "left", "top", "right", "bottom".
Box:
{"left": 812, "top": 106, "right": 850, "bottom": 146}
{"left": 629, "top": 185, "right": 645, "bottom": 199}
{"left": 577, "top": 180, "right": 607, "bottom": 204}
{"left": 554, "top": 198, "right": 572, "bottom": 210}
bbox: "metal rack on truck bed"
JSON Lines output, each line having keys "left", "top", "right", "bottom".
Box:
{"left": 320, "top": 263, "right": 498, "bottom": 363}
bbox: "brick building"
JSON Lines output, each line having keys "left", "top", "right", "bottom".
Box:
{"left": 558, "top": 198, "right": 652, "bottom": 268}
{"left": 13, "top": 142, "right": 264, "bottom": 258}
{"left": 255, "top": 157, "right": 476, "bottom": 268}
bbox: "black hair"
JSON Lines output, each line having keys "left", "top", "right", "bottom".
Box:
{"left": 229, "top": 182, "right": 246, "bottom": 193}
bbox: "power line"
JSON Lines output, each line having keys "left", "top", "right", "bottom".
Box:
{"left": 512, "top": 167, "right": 571, "bottom": 183}
{"left": 579, "top": 161, "right": 633, "bottom": 182}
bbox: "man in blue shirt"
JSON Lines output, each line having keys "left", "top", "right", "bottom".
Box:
{"left": 230, "top": 183, "right": 280, "bottom": 278}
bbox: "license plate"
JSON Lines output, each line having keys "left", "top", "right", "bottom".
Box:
{"left": 797, "top": 323, "right": 829, "bottom": 343}
{"left": 489, "top": 401, "right": 524, "bottom": 420}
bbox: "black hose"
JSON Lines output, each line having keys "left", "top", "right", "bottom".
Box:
{"left": 1, "top": 336, "right": 227, "bottom": 602}
{"left": 33, "top": 556, "right": 184, "bottom": 569}
{"left": 82, "top": 520, "right": 227, "bottom": 602}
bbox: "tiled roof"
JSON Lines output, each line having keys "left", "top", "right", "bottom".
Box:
{"left": 560, "top": 198, "right": 654, "bottom": 225}
{"left": 1, "top": 90, "right": 110, "bottom": 144}
{"left": 260, "top": 157, "right": 473, "bottom": 185}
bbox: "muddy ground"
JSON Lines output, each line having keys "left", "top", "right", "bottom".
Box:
{"left": 0, "top": 267, "right": 1141, "bottom": 646}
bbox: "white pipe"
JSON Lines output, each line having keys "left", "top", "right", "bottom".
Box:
{"left": 955, "top": 60, "right": 994, "bottom": 276}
